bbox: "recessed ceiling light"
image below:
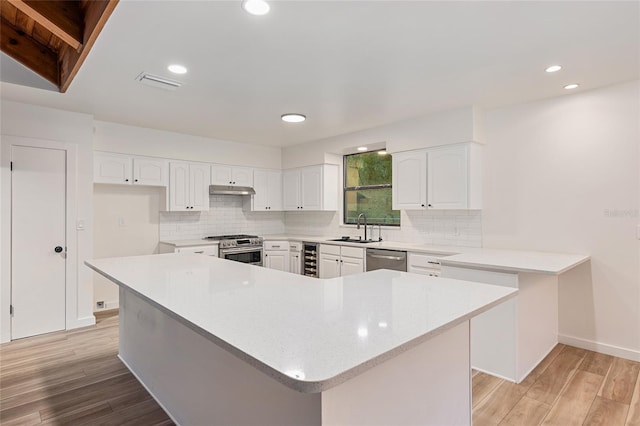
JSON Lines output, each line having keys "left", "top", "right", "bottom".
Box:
{"left": 167, "top": 64, "right": 187, "bottom": 74}
{"left": 281, "top": 113, "right": 306, "bottom": 123}
{"left": 242, "top": 0, "right": 270, "bottom": 15}
{"left": 564, "top": 83, "right": 580, "bottom": 90}
{"left": 357, "top": 146, "right": 368, "bottom": 152}
{"left": 545, "top": 65, "right": 562, "bottom": 73}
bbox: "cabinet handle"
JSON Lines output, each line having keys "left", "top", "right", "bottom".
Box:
{"left": 134, "top": 179, "right": 138, "bottom": 182}
{"left": 421, "top": 204, "right": 425, "bottom": 207}
{"left": 428, "top": 204, "right": 432, "bottom": 207}
{"left": 427, "top": 261, "right": 440, "bottom": 265}
{"left": 125, "top": 179, "right": 129, "bottom": 182}
{"left": 194, "top": 251, "right": 204, "bottom": 254}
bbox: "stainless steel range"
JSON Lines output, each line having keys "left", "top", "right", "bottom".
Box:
{"left": 204, "top": 234, "right": 263, "bottom": 266}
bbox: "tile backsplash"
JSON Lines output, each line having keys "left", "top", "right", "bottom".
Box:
{"left": 159, "top": 195, "right": 285, "bottom": 240}
{"left": 160, "top": 196, "right": 482, "bottom": 247}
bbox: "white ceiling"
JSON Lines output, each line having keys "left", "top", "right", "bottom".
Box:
{"left": 1, "top": 1, "right": 638, "bottom": 147}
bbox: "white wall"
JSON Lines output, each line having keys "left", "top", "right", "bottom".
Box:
{"left": 94, "top": 120, "right": 282, "bottom": 168}
{"left": 282, "top": 106, "right": 482, "bottom": 168}
{"left": 483, "top": 80, "right": 640, "bottom": 360}
{"left": 0, "top": 100, "right": 95, "bottom": 342}
{"left": 93, "top": 184, "right": 165, "bottom": 310}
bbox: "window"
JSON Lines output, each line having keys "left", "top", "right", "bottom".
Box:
{"left": 343, "top": 150, "right": 400, "bottom": 226}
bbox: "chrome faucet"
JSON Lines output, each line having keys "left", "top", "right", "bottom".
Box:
{"left": 356, "top": 213, "right": 368, "bottom": 241}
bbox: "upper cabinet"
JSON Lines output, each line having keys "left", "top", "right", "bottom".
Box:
{"left": 169, "top": 161, "right": 210, "bottom": 211}
{"left": 211, "top": 164, "right": 253, "bottom": 187}
{"left": 282, "top": 164, "right": 338, "bottom": 211}
{"left": 248, "top": 169, "right": 282, "bottom": 211}
{"left": 392, "top": 143, "right": 482, "bottom": 210}
{"left": 94, "top": 152, "right": 168, "bottom": 186}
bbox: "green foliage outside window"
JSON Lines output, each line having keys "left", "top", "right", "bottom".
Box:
{"left": 344, "top": 151, "right": 400, "bottom": 226}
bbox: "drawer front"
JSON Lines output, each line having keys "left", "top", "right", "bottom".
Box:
{"left": 408, "top": 265, "right": 440, "bottom": 277}
{"left": 341, "top": 246, "right": 364, "bottom": 259}
{"left": 175, "top": 245, "right": 218, "bottom": 256}
{"left": 408, "top": 252, "right": 442, "bottom": 269}
{"left": 320, "top": 244, "right": 341, "bottom": 256}
{"left": 264, "top": 241, "right": 289, "bottom": 251}
{"left": 289, "top": 242, "right": 301, "bottom": 252}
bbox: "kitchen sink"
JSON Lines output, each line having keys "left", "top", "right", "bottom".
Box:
{"left": 327, "top": 238, "right": 377, "bottom": 244}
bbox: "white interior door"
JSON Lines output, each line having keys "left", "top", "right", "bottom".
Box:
{"left": 11, "top": 145, "right": 67, "bottom": 339}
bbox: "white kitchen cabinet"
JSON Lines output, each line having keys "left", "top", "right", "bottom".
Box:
{"left": 264, "top": 241, "right": 289, "bottom": 272}
{"left": 282, "top": 164, "right": 338, "bottom": 211}
{"left": 169, "top": 161, "right": 210, "bottom": 211}
{"left": 392, "top": 142, "right": 482, "bottom": 210}
{"left": 211, "top": 164, "right": 253, "bottom": 187}
{"left": 319, "top": 244, "right": 364, "bottom": 278}
{"left": 289, "top": 242, "right": 302, "bottom": 275}
{"left": 248, "top": 169, "right": 282, "bottom": 211}
{"left": 94, "top": 152, "right": 169, "bottom": 187}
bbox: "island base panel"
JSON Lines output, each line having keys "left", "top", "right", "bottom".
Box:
{"left": 118, "top": 288, "right": 473, "bottom": 425}
{"left": 443, "top": 266, "right": 558, "bottom": 383}
{"left": 322, "top": 321, "right": 471, "bottom": 426}
{"left": 119, "top": 288, "right": 321, "bottom": 426}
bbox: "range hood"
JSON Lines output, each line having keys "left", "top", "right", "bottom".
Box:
{"left": 209, "top": 185, "right": 256, "bottom": 196}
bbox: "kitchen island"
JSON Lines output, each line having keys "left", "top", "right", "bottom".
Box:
{"left": 87, "top": 253, "right": 517, "bottom": 426}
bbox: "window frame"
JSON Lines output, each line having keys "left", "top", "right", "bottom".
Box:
{"left": 342, "top": 150, "right": 400, "bottom": 226}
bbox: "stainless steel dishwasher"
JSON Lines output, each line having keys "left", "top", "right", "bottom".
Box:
{"left": 366, "top": 248, "right": 407, "bottom": 272}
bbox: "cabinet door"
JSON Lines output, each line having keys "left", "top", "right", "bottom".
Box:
{"left": 289, "top": 252, "right": 301, "bottom": 274}
{"left": 282, "top": 169, "right": 301, "bottom": 211}
{"left": 392, "top": 151, "right": 427, "bottom": 210}
{"left": 94, "top": 152, "right": 132, "bottom": 184}
{"left": 301, "top": 166, "right": 322, "bottom": 210}
{"left": 169, "top": 162, "right": 191, "bottom": 211}
{"left": 252, "top": 169, "right": 269, "bottom": 210}
{"left": 190, "top": 163, "right": 210, "bottom": 211}
{"left": 211, "top": 165, "right": 233, "bottom": 185}
{"left": 341, "top": 256, "right": 364, "bottom": 276}
{"left": 232, "top": 167, "right": 253, "bottom": 187}
{"left": 319, "top": 254, "right": 340, "bottom": 279}
{"left": 133, "top": 157, "right": 168, "bottom": 186}
{"left": 266, "top": 170, "right": 283, "bottom": 211}
{"left": 427, "top": 145, "right": 468, "bottom": 209}
{"left": 264, "top": 251, "right": 289, "bottom": 271}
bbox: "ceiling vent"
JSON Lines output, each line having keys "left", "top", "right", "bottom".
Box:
{"left": 136, "top": 72, "right": 182, "bottom": 91}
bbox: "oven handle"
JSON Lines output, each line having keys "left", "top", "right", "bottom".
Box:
{"left": 219, "top": 247, "right": 264, "bottom": 255}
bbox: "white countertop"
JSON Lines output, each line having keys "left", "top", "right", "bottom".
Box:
{"left": 86, "top": 253, "right": 516, "bottom": 393}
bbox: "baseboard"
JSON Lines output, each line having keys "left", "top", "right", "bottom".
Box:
{"left": 558, "top": 334, "right": 640, "bottom": 362}
{"left": 118, "top": 354, "right": 182, "bottom": 426}
{"left": 67, "top": 315, "right": 96, "bottom": 330}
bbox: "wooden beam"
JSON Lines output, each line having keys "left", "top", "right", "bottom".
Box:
{"left": 59, "top": 0, "right": 118, "bottom": 93}
{"left": 7, "top": 0, "right": 83, "bottom": 51}
{"left": 0, "top": 16, "right": 59, "bottom": 86}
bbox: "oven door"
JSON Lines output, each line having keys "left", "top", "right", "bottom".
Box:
{"left": 220, "top": 247, "right": 263, "bottom": 266}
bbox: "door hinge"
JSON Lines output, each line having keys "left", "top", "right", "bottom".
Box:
{"left": 10, "top": 305, "right": 13, "bottom": 315}
{"left": 10, "top": 161, "right": 13, "bottom": 171}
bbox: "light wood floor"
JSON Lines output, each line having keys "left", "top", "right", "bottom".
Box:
{"left": 1, "top": 311, "right": 639, "bottom": 426}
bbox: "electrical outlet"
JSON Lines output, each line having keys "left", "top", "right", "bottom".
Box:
{"left": 96, "top": 301, "right": 105, "bottom": 309}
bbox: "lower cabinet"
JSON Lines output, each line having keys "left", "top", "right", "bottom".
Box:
{"left": 264, "top": 241, "right": 290, "bottom": 272}
{"left": 407, "top": 252, "right": 442, "bottom": 276}
{"left": 289, "top": 242, "right": 302, "bottom": 275}
{"left": 319, "top": 245, "right": 364, "bottom": 278}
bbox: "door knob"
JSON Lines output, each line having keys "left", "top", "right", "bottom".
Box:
{"left": 54, "top": 246, "right": 63, "bottom": 253}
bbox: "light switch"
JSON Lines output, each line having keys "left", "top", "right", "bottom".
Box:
{"left": 76, "top": 219, "right": 85, "bottom": 231}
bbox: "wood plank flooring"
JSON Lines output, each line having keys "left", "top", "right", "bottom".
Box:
{"left": 1, "top": 310, "right": 639, "bottom": 425}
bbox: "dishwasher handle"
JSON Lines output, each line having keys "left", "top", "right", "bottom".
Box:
{"left": 368, "top": 254, "right": 405, "bottom": 261}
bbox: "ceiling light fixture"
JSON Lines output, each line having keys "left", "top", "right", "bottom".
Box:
{"left": 357, "top": 146, "right": 368, "bottom": 152}
{"left": 545, "top": 65, "right": 562, "bottom": 73}
{"left": 242, "top": 0, "right": 270, "bottom": 16}
{"left": 564, "top": 83, "right": 580, "bottom": 90}
{"left": 281, "top": 113, "right": 306, "bottom": 123}
{"left": 167, "top": 64, "right": 187, "bottom": 74}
